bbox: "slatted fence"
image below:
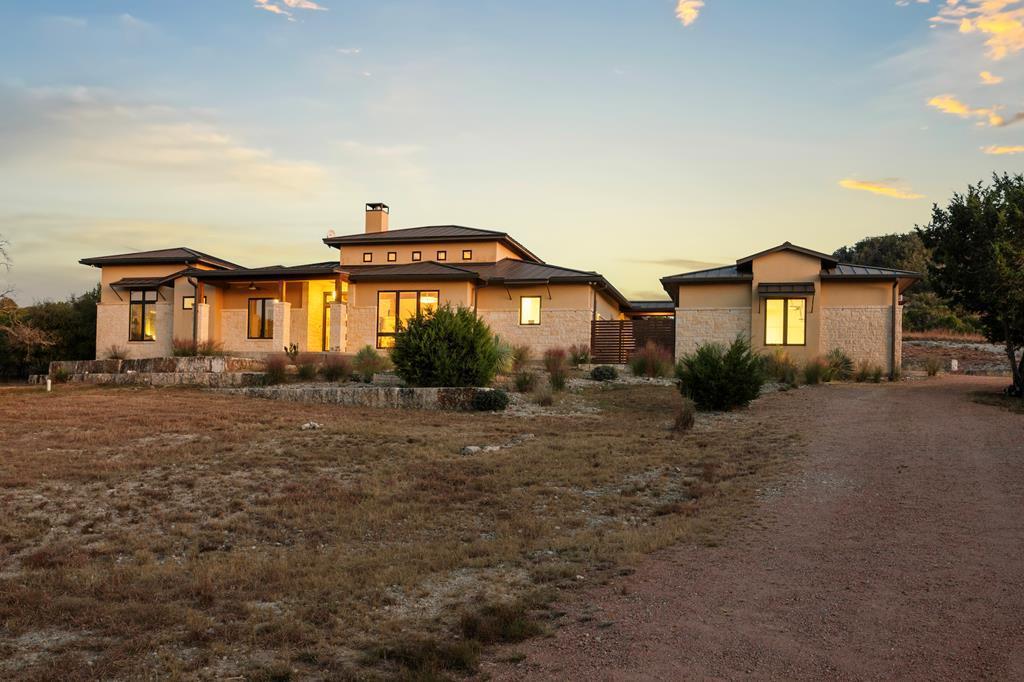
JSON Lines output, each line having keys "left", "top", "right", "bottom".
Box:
{"left": 590, "top": 318, "right": 675, "bottom": 364}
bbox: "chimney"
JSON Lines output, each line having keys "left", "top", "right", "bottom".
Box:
{"left": 365, "top": 202, "right": 389, "bottom": 233}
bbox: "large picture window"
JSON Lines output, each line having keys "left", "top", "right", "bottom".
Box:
{"left": 765, "top": 298, "right": 806, "bottom": 346}
{"left": 129, "top": 290, "right": 158, "bottom": 341}
{"left": 248, "top": 298, "right": 275, "bottom": 339}
{"left": 520, "top": 296, "right": 541, "bottom": 325}
{"left": 376, "top": 290, "right": 439, "bottom": 348}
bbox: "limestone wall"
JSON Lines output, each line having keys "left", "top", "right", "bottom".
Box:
{"left": 821, "top": 306, "right": 893, "bottom": 370}
{"left": 477, "top": 309, "right": 593, "bottom": 354}
{"left": 674, "top": 307, "right": 751, "bottom": 358}
{"left": 221, "top": 302, "right": 291, "bottom": 356}
{"left": 346, "top": 306, "right": 378, "bottom": 352}
{"left": 95, "top": 303, "right": 173, "bottom": 359}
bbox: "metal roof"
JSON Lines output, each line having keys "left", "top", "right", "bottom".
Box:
{"left": 108, "top": 272, "right": 185, "bottom": 288}
{"left": 660, "top": 264, "right": 752, "bottom": 283}
{"left": 624, "top": 300, "right": 676, "bottom": 313}
{"left": 736, "top": 242, "right": 838, "bottom": 267}
{"left": 345, "top": 261, "right": 481, "bottom": 282}
{"left": 80, "top": 247, "right": 240, "bottom": 270}
{"left": 191, "top": 261, "right": 343, "bottom": 280}
{"left": 821, "top": 263, "right": 921, "bottom": 279}
{"left": 322, "top": 225, "right": 542, "bottom": 263}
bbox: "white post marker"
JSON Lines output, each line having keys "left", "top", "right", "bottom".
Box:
{"left": 46, "top": 378, "right": 52, "bottom": 392}
{"left": 950, "top": 359, "right": 959, "bottom": 372}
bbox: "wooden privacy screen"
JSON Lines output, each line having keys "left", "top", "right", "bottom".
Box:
{"left": 590, "top": 318, "right": 675, "bottom": 364}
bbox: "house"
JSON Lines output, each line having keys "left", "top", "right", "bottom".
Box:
{"left": 660, "top": 242, "right": 919, "bottom": 374}
{"left": 80, "top": 203, "right": 639, "bottom": 359}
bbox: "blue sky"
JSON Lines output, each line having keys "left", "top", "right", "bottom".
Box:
{"left": 1, "top": 0, "right": 1022, "bottom": 302}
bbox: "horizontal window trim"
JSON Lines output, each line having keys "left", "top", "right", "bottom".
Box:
{"left": 519, "top": 295, "right": 542, "bottom": 326}
{"left": 763, "top": 297, "right": 807, "bottom": 347}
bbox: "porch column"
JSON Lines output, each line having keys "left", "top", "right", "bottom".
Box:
{"left": 274, "top": 300, "right": 291, "bottom": 351}
{"left": 194, "top": 303, "right": 211, "bottom": 344}
{"left": 329, "top": 301, "right": 347, "bottom": 352}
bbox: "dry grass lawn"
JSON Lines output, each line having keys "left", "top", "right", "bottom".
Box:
{"left": 0, "top": 383, "right": 800, "bottom": 680}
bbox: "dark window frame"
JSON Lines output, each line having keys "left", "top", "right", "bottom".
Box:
{"left": 376, "top": 289, "right": 441, "bottom": 348}
{"left": 247, "top": 298, "right": 275, "bottom": 340}
{"left": 763, "top": 297, "right": 807, "bottom": 347}
{"left": 462, "top": 249, "right": 473, "bottom": 260}
{"left": 363, "top": 252, "right": 373, "bottom": 263}
{"left": 128, "top": 289, "right": 158, "bottom": 342}
{"left": 519, "top": 295, "right": 542, "bottom": 326}
{"left": 412, "top": 251, "right": 422, "bottom": 262}
{"left": 387, "top": 251, "right": 397, "bottom": 262}
{"left": 436, "top": 250, "right": 447, "bottom": 261}
{"left": 182, "top": 295, "right": 195, "bottom": 310}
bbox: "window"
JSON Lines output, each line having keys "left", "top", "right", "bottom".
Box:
{"left": 387, "top": 251, "right": 397, "bottom": 262}
{"left": 376, "top": 290, "right": 440, "bottom": 348}
{"left": 412, "top": 251, "right": 422, "bottom": 262}
{"left": 520, "top": 296, "right": 542, "bottom": 325}
{"left": 248, "top": 298, "right": 275, "bottom": 339}
{"left": 182, "top": 296, "right": 195, "bottom": 310}
{"left": 363, "top": 252, "right": 373, "bottom": 263}
{"left": 129, "top": 290, "right": 158, "bottom": 341}
{"left": 765, "top": 298, "right": 806, "bottom": 346}
{"left": 462, "top": 249, "right": 473, "bottom": 260}
{"left": 436, "top": 250, "right": 447, "bottom": 261}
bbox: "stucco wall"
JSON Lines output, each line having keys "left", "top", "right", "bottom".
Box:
{"left": 95, "top": 303, "right": 173, "bottom": 359}
{"left": 478, "top": 309, "right": 593, "bottom": 353}
{"left": 339, "top": 240, "right": 519, "bottom": 266}
{"left": 674, "top": 307, "right": 752, "bottom": 358}
{"left": 821, "top": 306, "right": 893, "bottom": 370}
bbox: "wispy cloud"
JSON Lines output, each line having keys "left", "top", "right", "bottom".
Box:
{"left": 336, "top": 47, "right": 361, "bottom": 55}
{"left": 839, "top": 178, "right": 925, "bottom": 200}
{"left": 675, "top": 1, "right": 705, "bottom": 27}
{"left": 927, "top": 94, "right": 1004, "bottom": 126}
{"left": 980, "top": 70, "right": 1004, "bottom": 84}
{"left": 982, "top": 144, "right": 1024, "bottom": 154}
{"left": 254, "top": 0, "right": 327, "bottom": 21}
{"left": 928, "top": 0, "right": 1024, "bottom": 61}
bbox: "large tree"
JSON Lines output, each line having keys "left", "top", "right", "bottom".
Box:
{"left": 918, "top": 174, "right": 1024, "bottom": 395}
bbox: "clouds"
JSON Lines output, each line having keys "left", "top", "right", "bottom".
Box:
{"left": 979, "top": 70, "right": 1004, "bottom": 84}
{"left": 982, "top": 144, "right": 1024, "bottom": 154}
{"left": 675, "top": 1, "right": 705, "bottom": 27}
{"left": 927, "top": 94, "right": 1005, "bottom": 126}
{"left": 838, "top": 179, "right": 925, "bottom": 200}
{"left": 930, "top": 0, "right": 1024, "bottom": 61}
{"left": 254, "top": 0, "right": 327, "bottom": 21}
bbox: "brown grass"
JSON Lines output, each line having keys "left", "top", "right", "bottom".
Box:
{"left": 904, "top": 328, "right": 985, "bottom": 343}
{"left": 971, "top": 391, "right": 1024, "bottom": 414}
{"left": 0, "top": 382, "right": 800, "bottom": 679}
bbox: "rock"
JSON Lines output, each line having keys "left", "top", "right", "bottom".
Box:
{"left": 300, "top": 421, "right": 322, "bottom": 431}
{"left": 461, "top": 446, "right": 482, "bottom": 455}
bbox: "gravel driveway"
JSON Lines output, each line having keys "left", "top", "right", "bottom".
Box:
{"left": 484, "top": 376, "right": 1024, "bottom": 680}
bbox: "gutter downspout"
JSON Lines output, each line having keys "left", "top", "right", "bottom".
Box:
{"left": 890, "top": 281, "right": 898, "bottom": 379}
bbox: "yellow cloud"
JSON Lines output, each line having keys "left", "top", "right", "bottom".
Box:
{"left": 839, "top": 179, "right": 925, "bottom": 200}
{"left": 980, "top": 70, "right": 1004, "bottom": 84}
{"left": 982, "top": 144, "right": 1024, "bottom": 154}
{"left": 676, "top": 0, "right": 705, "bottom": 27}
{"left": 254, "top": 0, "right": 327, "bottom": 19}
{"left": 927, "top": 94, "right": 1005, "bottom": 126}
{"left": 931, "top": 0, "right": 1024, "bottom": 61}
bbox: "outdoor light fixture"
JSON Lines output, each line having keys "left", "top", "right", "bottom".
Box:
{"left": 248, "top": 282, "right": 257, "bottom": 291}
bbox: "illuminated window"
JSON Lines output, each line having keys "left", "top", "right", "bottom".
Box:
{"left": 387, "top": 251, "right": 397, "bottom": 262}
{"left": 376, "top": 290, "right": 440, "bottom": 347}
{"left": 248, "top": 298, "right": 274, "bottom": 339}
{"left": 412, "top": 251, "right": 422, "bottom": 261}
{"left": 520, "top": 296, "right": 541, "bottom": 325}
{"left": 182, "top": 296, "right": 195, "bottom": 310}
{"left": 765, "top": 298, "right": 805, "bottom": 346}
{"left": 363, "top": 252, "right": 373, "bottom": 263}
{"left": 129, "top": 290, "right": 158, "bottom": 341}
{"left": 437, "top": 250, "right": 447, "bottom": 261}
{"left": 462, "top": 249, "right": 473, "bottom": 260}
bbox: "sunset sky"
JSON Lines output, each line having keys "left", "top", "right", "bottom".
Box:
{"left": 2, "top": 0, "right": 1023, "bottom": 303}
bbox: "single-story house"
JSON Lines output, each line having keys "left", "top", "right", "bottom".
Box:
{"left": 80, "top": 203, "right": 640, "bottom": 359}
{"left": 661, "top": 242, "right": 919, "bottom": 374}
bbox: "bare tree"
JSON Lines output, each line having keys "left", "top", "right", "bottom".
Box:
{"left": 0, "top": 234, "right": 10, "bottom": 299}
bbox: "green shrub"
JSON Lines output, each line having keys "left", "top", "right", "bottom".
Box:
{"left": 459, "top": 600, "right": 541, "bottom": 644}
{"left": 924, "top": 356, "right": 942, "bottom": 377}
{"left": 673, "top": 398, "right": 696, "bottom": 432}
{"left": 590, "top": 365, "right": 618, "bottom": 382}
{"left": 676, "top": 337, "right": 764, "bottom": 411}
{"left": 824, "top": 348, "right": 854, "bottom": 381}
{"left": 870, "top": 365, "right": 884, "bottom": 383}
{"left": 51, "top": 367, "right": 70, "bottom": 383}
{"left": 511, "top": 345, "right": 532, "bottom": 372}
{"left": 296, "top": 353, "right": 318, "bottom": 381}
{"left": 803, "top": 357, "right": 827, "bottom": 385}
{"left": 263, "top": 354, "right": 288, "bottom": 385}
{"left": 568, "top": 344, "right": 591, "bottom": 367}
{"left": 762, "top": 349, "right": 798, "bottom": 385}
{"left": 514, "top": 371, "right": 537, "bottom": 392}
{"left": 320, "top": 355, "right": 352, "bottom": 381}
{"left": 390, "top": 305, "right": 501, "bottom": 387}
{"left": 471, "top": 389, "right": 510, "bottom": 412}
{"left": 354, "top": 345, "right": 390, "bottom": 383}
{"left": 549, "top": 370, "right": 567, "bottom": 391}
{"left": 854, "top": 359, "right": 872, "bottom": 383}
{"left": 628, "top": 342, "right": 674, "bottom": 378}
{"left": 494, "top": 338, "right": 515, "bottom": 374}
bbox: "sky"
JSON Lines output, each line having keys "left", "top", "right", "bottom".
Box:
{"left": 1, "top": 0, "right": 1022, "bottom": 303}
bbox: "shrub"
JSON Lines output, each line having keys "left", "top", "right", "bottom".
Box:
{"left": 514, "top": 371, "right": 538, "bottom": 393}
{"left": 296, "top": 353, "right": 319, "bottom": 381}
{"left": 568, "top": 344, "right": 591, "bottom": 367}
{"left": 924, "top": 356, "right": 943, "bottom": 377}
{"left": 283, "top": 343, "right": 300, "bottom": 362}
{"left": 494, "top": 338, "right": 515, "bottom": 374}
{"left": 549, "top": 370, "right": 567, "bottom": 391}
{"left": 471, "top": 389, "right": 510, "bottom": 412}
{"left": 51, "top": 367, "right": 70, "bottom": 383}
{"left": 172, "top": 338, "right": 197, "bottom": 357}
{"left": 106, "top": 344, "right": 128, "bottom": 360}
{"left": 320, "top": 355, "right": 352, "bottom": 382}
{"left": 824, "top": 348, "right": 854, "bottom": 381}
{"left": 590, "top": 365, "right": 618, "bottom": 382}
{"left": 533, "top": 384, "right": 555, "bottom": 406}
{"left": 854, "top": 360, "right": 872, "bottom": 383}
{"left": 542, "top": 348, "right": 568, "bottom": 375}
{"left": 263, "top": 354, "right": 288, "bottom": 385}
{"left": 803, "top": 357, "right": 828, "bottom": 385}
{"left": 459, "top": 600, "right": 541, "bottom": 644}
{"left": 628, "top": 342, "right": 674, "bottom": 378}
{"left": 673, "top": 398, "right": 696, "bottom": 432}
{"left": 391, "top": 305, "right": 501, "bottom": 387}
{"left": 762, "top": 349, "right": 798, "bottom": 385}
{"left": 870, "top": 365, "right": 885, "bottom": 383}
{"left": 676, "top": 337, "right": 764, "bottom": 411}
{"left": 196, "top": 340, "right": 225, "bottom": 357}
{"left": 511, "top": 345, "right": 532, "bottom": 372}
{"left": 354, "top": 345, "right": 390, "bottom": 383}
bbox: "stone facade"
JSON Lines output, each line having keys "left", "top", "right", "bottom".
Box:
{"left": 221, "top": 302, "right": 291, "bottom": 355}
{"left": 477, "top": 309, "right": 594, "bottom": 354}
{"left": 821, "top": 306, "right": 894, "bottom": 371}
{"left": 95, "top": 302, "right": 173, "bottom": 359}
{"left": 674, "top": 307, "right": 752, "bottom": 358}
{"left": 346, "top": 306, "right": 378, "bottom": 352}
{"left": 328, "top": 302, "right": 347, "bottom": 352}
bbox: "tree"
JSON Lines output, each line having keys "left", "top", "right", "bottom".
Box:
{"left": 391, "top": 305, "right": 501, "bottom": 387}
{"left": 0, "top": 234, "right": 10, "bottom": 300}
{"left": 918, "top": 174, "right": 1024, "bottom": 395}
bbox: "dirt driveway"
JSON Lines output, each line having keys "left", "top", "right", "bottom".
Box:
{"left": 485, "top": 376, "right": 1024, "bottom": 680}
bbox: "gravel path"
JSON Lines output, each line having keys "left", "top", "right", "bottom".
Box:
{"left": 484, "top": 376, "right": 1024, "bottom": 680}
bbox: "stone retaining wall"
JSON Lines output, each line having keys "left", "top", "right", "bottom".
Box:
{"left": 223, "top": 385, "right": 492, "bottom": 411}
{"left": 49, "top": 356, "right": 266, "bottom": 376}
{"left": 45, "top": 372, "right": 264, "bottom": 387}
